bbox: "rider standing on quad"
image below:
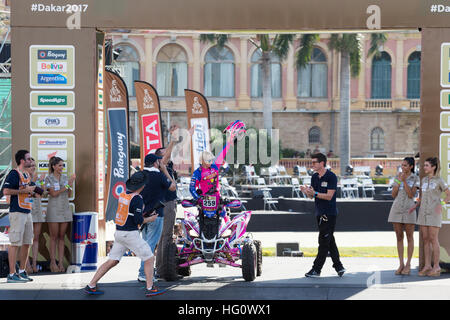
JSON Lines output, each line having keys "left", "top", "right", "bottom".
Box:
{"left": 189, "top": 151, "right": 228, "bottom": 221}
{"left": 189, "top": 120, "right": 246, "bottom": 221}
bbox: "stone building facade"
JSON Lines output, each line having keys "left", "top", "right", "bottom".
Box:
{"left": 110, "top": 31, "right": 421, "bottom": 158}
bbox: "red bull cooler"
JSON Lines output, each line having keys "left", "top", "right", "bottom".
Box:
{"left": 71, "top": 212, "right": 98, "bottom": 271}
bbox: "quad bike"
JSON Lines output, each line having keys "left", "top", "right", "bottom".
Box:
{"left": 161, "top": 191, "right": 262, "bottom": 282}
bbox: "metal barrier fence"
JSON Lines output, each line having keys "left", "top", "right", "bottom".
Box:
{"left": 279, "top": 158, "right": 405, "bottom": 177}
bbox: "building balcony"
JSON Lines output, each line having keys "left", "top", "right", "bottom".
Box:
{"left": 362, "top": 99, "right": 420, "bottom": 111}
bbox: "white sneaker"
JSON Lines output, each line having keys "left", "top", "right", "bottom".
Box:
{"left": 137, "top": 275, "right": 146, "bottom": 282}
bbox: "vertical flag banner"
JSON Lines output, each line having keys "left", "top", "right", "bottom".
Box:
{"left": 104, "top": 70, "right": 130, "bottom": 221}
{"left": 134, "top": 81, "right": 164, "bottom": 168}
{"left": 185, "top": 89, "right": 211, "bottom": 170}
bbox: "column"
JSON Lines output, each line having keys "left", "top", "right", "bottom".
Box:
{"left": 144, "top": 35, "right": 154, "bottom": 83}
{"left": 193, "top": 34, "right": 201, "bottom": 91}
{"left": 285, "top": 44, "right": 297, "bottom": 109}
{"left": 238, "top": 36, "right": 251, "bottom": 109}
{"left": 395, "top": 37, "right": 404, "bottom": 100}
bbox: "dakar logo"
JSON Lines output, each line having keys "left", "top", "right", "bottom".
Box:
{"left": 109, "top": 79, "right": 122, "bottom": 103}
{"left": 143, "top": 89, "right": 155, "bottom": 109}
{"left": 192, "top": 96, "right": 204, "bottom": 114}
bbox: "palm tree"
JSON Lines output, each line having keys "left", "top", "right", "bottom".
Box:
{"left": 200, "top": 34, "right": 294, "bottom": 136}
{"left": 297, "top": 33, "right": 386, "bottom": 174}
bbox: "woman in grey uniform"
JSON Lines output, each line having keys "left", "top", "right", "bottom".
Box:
{"left": 44, "top": 156, "right": 76, "bottom": 273}
{"left": 27, "top": 158, "right": 46, "bottom": 273}
{"left": 388, "top": 157, "right": 419, "bottom": 275}
{"left": 413, "top": 157, "right": 450, "bottom": 277}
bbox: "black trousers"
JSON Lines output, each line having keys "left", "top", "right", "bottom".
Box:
{"left": 312, "top": 215, "right": 343, "bottom": 273}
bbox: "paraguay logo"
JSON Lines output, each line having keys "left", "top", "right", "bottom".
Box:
{"left": 112, "top": 181, "right": 126, "bottom": 200}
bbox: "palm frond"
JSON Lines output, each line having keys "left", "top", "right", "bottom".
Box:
{"left": 296, "top": 34, "right": 319, "bottom": 69}
{"left": 367, "top": 33, "right": 387, "bottom": 58}
{"left": 272, "top": 34, "right": 295, "bottom": 60}
{"left": 199, "top": 34, "right": 230, "bottom": 48}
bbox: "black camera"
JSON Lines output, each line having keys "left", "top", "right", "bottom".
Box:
{"left": 34, "top": 186, "right": 44, "bottom": 196}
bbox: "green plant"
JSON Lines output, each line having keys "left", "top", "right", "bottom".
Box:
{"left": 372, "top": 177, "right": 389, "bottom": 184}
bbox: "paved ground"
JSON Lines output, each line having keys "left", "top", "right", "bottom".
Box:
{"left": 251, "top": 231, "right": 419, "bottom": 248}
{"left": 2, "top": 255, "right": 450, "bottom": 300}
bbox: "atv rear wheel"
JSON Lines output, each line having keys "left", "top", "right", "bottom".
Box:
{"left": 161, "top": 242, "right": 180, "bottom": 281}
{"left": 253, "top": 240, "right": 263, "bottom": 277}
{"left": 241, "top": 242, "right": 257, "bottom": 281}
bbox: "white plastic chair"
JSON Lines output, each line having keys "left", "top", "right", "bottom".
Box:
{"left": 360, "top": 178, "right": 375, "bottom": 198}
{"left": 340, "top": 178, "right": 359, "bottom": 198}
{"left": 262, "top": 189, "right": 278, "bottom": 211}
{"left": 244, "top": 165, "right": 260, "bottom": 185}
{"left": 291, "top": 177, "right": 302, "bottom": 198}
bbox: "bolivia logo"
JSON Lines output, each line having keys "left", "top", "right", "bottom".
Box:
{"left": 112, "top": 182, "right": 126, "bottom": 199}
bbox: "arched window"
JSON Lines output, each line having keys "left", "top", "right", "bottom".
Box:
{"left": 204, "top": 46, "right": 235, "bottom": 98}
{"left": 371, "top": 127, "right": 384, "bottom": 151}
{"left": 113, "top": 44, "right": 140, "bottom": 97}
{"left": 298, "top": 48, "right": 328, "bottom": 98}
{"left": 250, "top": 50, "right": 281, "bottom": 98}
{"left": 156, "top": 44, "right": 188, "bottom": 97}
{"left": 371, "top": 52, "right": 391, "bottom": 99}
{"left": 407, "top": 51, "right": 421, "bottom": 99}
{"left": 308, "top": 126, "right": 321, "bottom": 144}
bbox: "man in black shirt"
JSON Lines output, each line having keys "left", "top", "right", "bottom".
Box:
{"left": 301, "top": 153, "right": 345, "bottom": 278}
{"left": 137, "top": 153, "right": 176, "bottom": 282}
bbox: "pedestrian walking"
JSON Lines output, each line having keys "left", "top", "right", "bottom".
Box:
{"left": 3, "top": 150, "right": 37, "bottom": 283}
{"left": 137, "top": 153, "right": 176, "bottom": 282}
{"left": 388, "top": 157, "right": 419, "bottom": 275}
{"left": 85, "top": 171, "right": 165, "bottom": 297}
{"left": 44, "top": 156, "right": 76, "bottom": 273}
{"left": 300, "top": 153, "right": 345, "bottom": 278}
{"left": 411, "top": 157, "right": 450, "bottom": 277}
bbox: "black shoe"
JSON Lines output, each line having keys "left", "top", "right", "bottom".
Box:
{"left": 337, "top": 268, "right": 346, "bottom": 277}
{"left": 305, "top": 269, "right": 321, "bottom": 278}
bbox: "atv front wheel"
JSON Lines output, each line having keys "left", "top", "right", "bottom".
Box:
{"left": 241, "top": 242, "right": 257, "bottom": 281}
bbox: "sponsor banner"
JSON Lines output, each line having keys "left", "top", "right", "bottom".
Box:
{"left": 37, "top": 61, "right": 67, "bottom": 73}
{"left": 441, "top": 112, "right": 450, "bottom": 131}
{"left": 104, "top": 70, "right": 129, "bottom": 221}
{"left": 30, "top": 45, "right": 75, "bottom": 89}
{"left": 37, "top": 149, "right": 67, "bottom": 161}
{"left": 105, "top": 108, "right": 129, "bottom": 221}
{"left": 190, "top": 117, "right": 211, "bottom": 167}
{"left": 37, "top": 137, "right": 68, "bottom": 149}
{"left": 441, "top": 43, "right": 450, "bottom": 87}
{"left": 98, "top": 89, "right": 104, "bottom": 110}
{"left": 135, "top": 81, "right": 164, "bottom": 166}
{"left": 30, "top": 91, "right": 75, "bottom": 110}
{"left": 440, "top": 134, "right": 450, "bottom": 224}
{"left": 30, "top": 112, "right": 75, "bottom": 132}
{"left": 185, "top": 89, "right": 211, "bottom": 168}
{"left": 30, "top": 134, "right": 75, "bottom": 200}
{"left": 141, "top": 113, "right": 163, "bottom": 158}
{"left": 37, "top": 49, "right": 68, "bottom": 60}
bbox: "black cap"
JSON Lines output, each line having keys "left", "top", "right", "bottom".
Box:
{"left": 144, "top": 153, "right": 162, "bottom": 166}
{"left": 126, "top": 171, "right": 146, "bottom": 192}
